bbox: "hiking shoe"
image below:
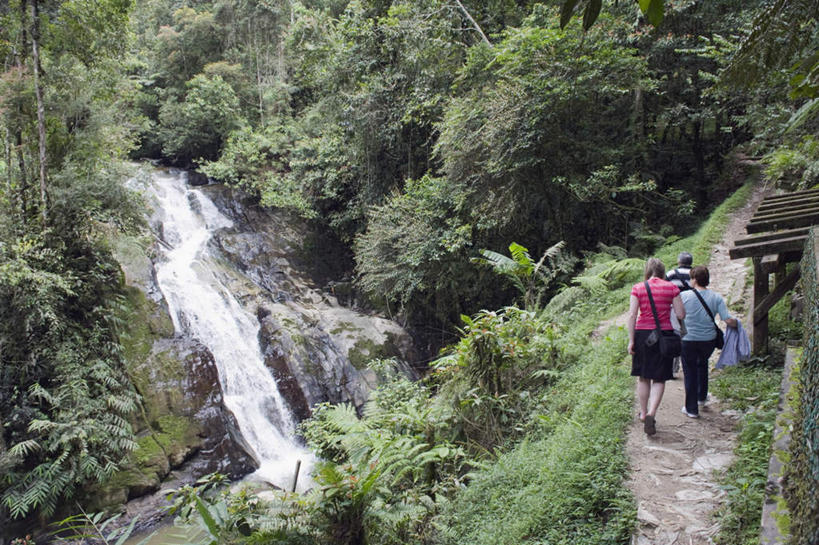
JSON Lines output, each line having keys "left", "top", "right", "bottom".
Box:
{"left": 644, "top": 415, "right": 656, "bottom": 435}
{"left": 681, "top": 406, "right": 699, "bottom": 418}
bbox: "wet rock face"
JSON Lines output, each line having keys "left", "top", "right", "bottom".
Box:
{"left": 107, "top": 240, "right": 258, "bottom": 510}
{"left": 257, "top": 312, "right": 377, "bottom": 415}
{"left": 176, "top": 339, "right": 258, "bottom": 477}
{"left": 108, "top": 168, "right": 417, "bottom": 512}
{"left": 200, "top": 183, "right": 418, "bottom": 412}
{"left": 187, "top": 170, "right": 210, "bottom": 186}
{"left": 97, "top": 327, "right": 257, "bottom": 510}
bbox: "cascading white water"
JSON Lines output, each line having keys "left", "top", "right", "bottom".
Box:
{"left": 147, "top": 169, "right": 313, "bottom": 491}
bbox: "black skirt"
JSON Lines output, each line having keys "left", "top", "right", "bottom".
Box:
{"left": 631, "top": 329, "right": 674, "bottom": 382}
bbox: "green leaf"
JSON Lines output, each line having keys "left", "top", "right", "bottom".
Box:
{"left": 113, "top": 514, "right": 140, "bottom": 545}
{"left": 582, "top": 0, "right": 603, "bottom": 31}
{"left": 8, "top": 439, "right": 41, "bottom": 458}
{"left": 639, "top": 0, "right": 664, "bottom": 26}
{"left": 194, "top": 496, "right": 219, "bottom": 544}
{"left": 785, "top": 97, "right": 819, "bottom": 133}
{"left": 560, "top": 0, "right": 580, "bottom": 29}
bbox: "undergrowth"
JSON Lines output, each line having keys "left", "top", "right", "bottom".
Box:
{"left": 432, "top": 179, "right": 760, "bottom": 545}
{"left": 711, "top": 362, "right": 782, "bottom": 545}
{"left": 707, "top": 232, "right": 801, "bottom": 545}
{"left": 710, "top": 287, "right": 802, "bottom": 545}
{"left": 436, "top": 329, "right": 635, "bottom": 545}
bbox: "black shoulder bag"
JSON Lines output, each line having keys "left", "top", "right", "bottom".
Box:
{"left": 644, "top": 281, "right": 682, "bottom": 358}
{"left": 691, "top": 289, "right": 725, "bottom": 349}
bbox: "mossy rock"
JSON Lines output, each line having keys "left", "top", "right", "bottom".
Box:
{"left": 330, "top": 321, "right": 362, "bottom": 336}
{"left": 153, "top": 414, "right": 203, "bottom": 468}
{"left": 84, "top": 479, "right": 130, "bottom": 513}
{"left": 97, "top": 414, "right": 203, "bottom": 506}
{"left": 121, "top": 287, "right": 172, "bottom": 367}
{"left": 133, "top": 349, "right": 190, "bottom": 424}
{"left": 348, "top": 333, "right": 401, "bottom": 370}
{"left": 133, "top": 434, "right": 171, "bottom": 478}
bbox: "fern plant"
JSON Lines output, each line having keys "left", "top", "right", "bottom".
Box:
{"left": 297, "top": 370, "right": 468, "bottom": 545}
{"left": 52, "top": 508, "right": 150, "bottom": 545}
{"left": 0, "top": 235, "right": 138, "bottom": 520}
{"left": 429, "top": 307, "right": 565, "bottom": 452}
{"left": 164, "top": 474, "right": 316, "bottom": 545}
{"left": 545, "top": 250, "right": 643, "bottom": 316}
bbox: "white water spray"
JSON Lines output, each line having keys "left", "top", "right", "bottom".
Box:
{"left": 147, "top": 169, "right": 313, "bottom": 491}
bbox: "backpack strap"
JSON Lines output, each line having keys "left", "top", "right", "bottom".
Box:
{"left": 691, "top": 289, "right": 720, "bottom": 335}
{"left": 676, "top": 268, "right": 692, "bottom": 290}
{"left": 644, "top": 281, "right": 663, "bottom": 333}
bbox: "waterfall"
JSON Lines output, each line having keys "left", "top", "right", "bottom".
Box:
{"left": 146, "top": 168, "right": 313, "bottom": 491}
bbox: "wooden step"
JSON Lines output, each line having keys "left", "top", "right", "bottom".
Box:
{"left": 746, "top": 210, "right": 819, "bottom": 234}
{"left": 729, "top": 233, "right": 810, "bottom": 259}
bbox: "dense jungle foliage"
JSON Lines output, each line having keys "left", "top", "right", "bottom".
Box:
{"left": 123, "top": 0, "right": 819, "bottom": 342}
{"left": 1, "top": 0, "right": 818, "bottom": 542}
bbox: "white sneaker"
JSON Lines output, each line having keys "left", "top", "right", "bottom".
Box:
{"left": 681, "top": 406, "right": 699, "bottom": 418}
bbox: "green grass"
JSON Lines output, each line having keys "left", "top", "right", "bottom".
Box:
{"left": 706, "top": 237, "right": 802, "bottom": 545}
{"left": 436, "top": 329, "right": 635, "bottom": 545}
{"left": 660, "top": 181, "right": 755, "bottom": 269}
{"left": 433, "top": 180, "right": 762, "bottom": 545}
{"left": 709, "top": 284, "right": 802, "bottom": 545}
{"left": 711, "top": 362, "right": 782, "bottom": 545}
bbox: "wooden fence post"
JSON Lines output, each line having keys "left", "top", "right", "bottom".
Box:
{"left": 753, "top": 256, "right": 769, "bottom": 354}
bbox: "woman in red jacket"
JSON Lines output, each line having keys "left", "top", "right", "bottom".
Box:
{"left": 627, "top": 257, "right": 686, "bottom": 436}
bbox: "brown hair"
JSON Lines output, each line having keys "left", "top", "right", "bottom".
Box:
{"left": 690, "top": 265, "right": 710, "bottom": 287}
{"left": 644, "top": 257, "right": 666, "bottom": 280}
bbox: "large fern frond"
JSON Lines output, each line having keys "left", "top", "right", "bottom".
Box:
{"left": 472, "top": 249, "right": 527, "bottom": 294}
{"left": 532, "top": 240, "right": 566, "bottom": 278}
{"left": 571, "top": 274, "right": 609, "bottom": 294}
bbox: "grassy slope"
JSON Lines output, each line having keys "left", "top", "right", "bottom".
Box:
{"left": 711, "top": 363, "right": 782, "bottom": 545}
{"left": 438, "top": 181, "right": 758, "bottom": 544}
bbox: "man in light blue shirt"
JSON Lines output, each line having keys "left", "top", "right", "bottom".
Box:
{"left": 680, "top": 266, "right": 737, "bottom": 417}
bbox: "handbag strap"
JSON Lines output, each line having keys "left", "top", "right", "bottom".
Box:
{"left": 644, "top": 281, "right": 663, "bottom": 332}
{"left": 691, "top": 289, "right": 720, "bottom": 334}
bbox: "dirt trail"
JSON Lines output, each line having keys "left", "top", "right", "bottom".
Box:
{"left": 626, "top": 182, "right": 769, "bottom": 545}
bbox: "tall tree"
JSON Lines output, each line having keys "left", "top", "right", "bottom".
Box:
{"left": 0, "top": 0, "right": 141, "bottom": 525}
{"left": 31, "top": 0, "right": 47, "bottom": 223}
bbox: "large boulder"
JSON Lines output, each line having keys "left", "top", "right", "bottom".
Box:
{"left": 200, "top": 183, "right": 418, "bottom": 411}
{"left": 97, "top": 234, "right": 256, "bottom": 513}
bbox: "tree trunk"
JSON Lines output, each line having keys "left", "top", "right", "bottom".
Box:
{"left": 30, "top": 0, "right": 48, "bottom": 224}
{"left": 14, "top": 131, "right": 29, "bottom": 221}
{"left": 3, "top": 128, "right": 13, "bottom": 207}
{"left": 19, "top": 0, "right": 29, "bottom": 64}
{"left": 454, "top": 0, "right": 491, "bottom": 46}
{"left": 692, "top": 118, "right": 706, "bottom": 203}
{"left": 13, "top": 0, "right": 30, "bottom": 222}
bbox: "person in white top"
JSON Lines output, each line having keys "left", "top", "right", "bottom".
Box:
{"left": 666, "top": 252, "right": 693, "bottom": 378}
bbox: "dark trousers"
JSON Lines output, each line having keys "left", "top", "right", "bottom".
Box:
{"left": 681, "top": 340, "right": 715, "bottom": 415}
